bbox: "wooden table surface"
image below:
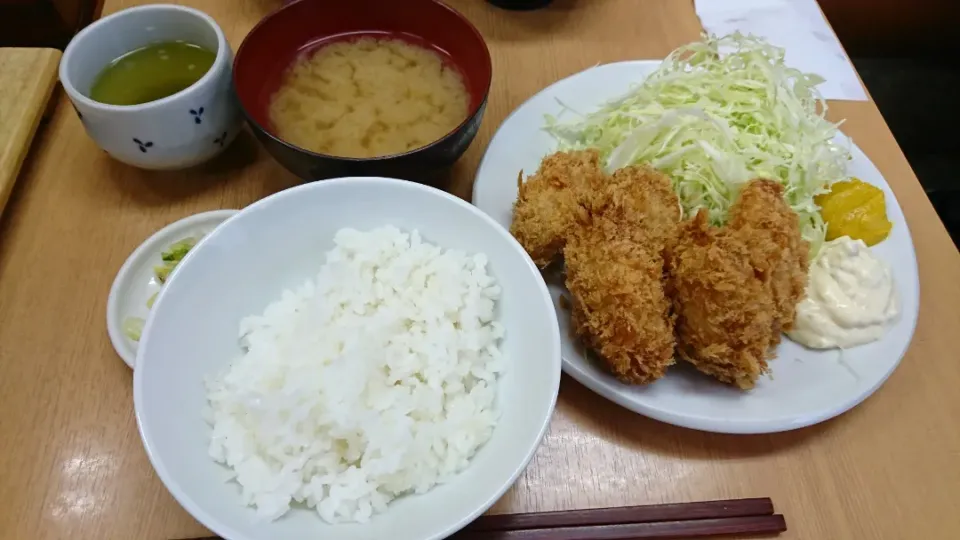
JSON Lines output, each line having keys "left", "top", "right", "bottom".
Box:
{"left": 2, "top": 1, "right": 959, "bottom": 539}
{"left": 0, "top": 47, "right": 61, "bottom": 217}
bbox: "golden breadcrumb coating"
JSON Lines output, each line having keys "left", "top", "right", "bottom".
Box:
{"left": 728, "top": 179, "right": 810, "bottom": 331}
{"left": 667, "top": 210, "right": 776, "bottom": 389}
{"left": 509, "top": 152, "right": 809, "bottom": 391}
{"left": 667, "top": 179, "right": 809, "bottom": 389}
{"left": 587, "top": 165, "right": 682, "bottom": 247}
{"left": 564, "top": 165, "right": 680, "bottom": 384}
{"left": 566, "top": 228, "right": 676, "bottom": 384}
{"left": 509, "top": 150, "right": 605, "bottom": 268}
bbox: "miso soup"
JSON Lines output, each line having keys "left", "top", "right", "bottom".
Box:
{"left": 268, "top": 36, "right": 471, "bottom": 159}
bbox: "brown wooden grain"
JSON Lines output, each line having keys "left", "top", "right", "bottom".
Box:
{"left": 1, "top": 1, "right": 958, "bottom": 539}
{"left": 0, "top": 47, "right": 60, "bottom": 217}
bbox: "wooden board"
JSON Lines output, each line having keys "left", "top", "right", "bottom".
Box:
{"left": 0, "top": 47, "right": 61, "bottom": 217}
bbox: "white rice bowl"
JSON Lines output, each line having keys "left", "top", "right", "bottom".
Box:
{"left": 206, "top": 227, "right": 506, "bottom": 523}
{"left": 134, "top": 177, "right": 561, "bottom": 540}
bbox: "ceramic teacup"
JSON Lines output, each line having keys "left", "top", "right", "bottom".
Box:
{"left": 59, "top": 4, "right": 242, "bottom": 170}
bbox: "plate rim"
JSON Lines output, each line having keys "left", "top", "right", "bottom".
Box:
{"left": 471, "top": 59, "right": 920, "bottom": 434}
{"left": 106, "top": 209, "right": 240, "bottom": 368}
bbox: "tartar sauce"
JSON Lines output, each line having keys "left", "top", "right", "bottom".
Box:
{"left": 788, "top": 236, "right": 899, "bottom": 349}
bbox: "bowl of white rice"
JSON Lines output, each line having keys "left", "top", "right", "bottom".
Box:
{"left": 133, "top": 177, "right": 561, "bottom": 540}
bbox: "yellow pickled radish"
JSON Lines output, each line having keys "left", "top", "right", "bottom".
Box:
{"left": 815, "top": 178, "right": 893, "bottom": 246}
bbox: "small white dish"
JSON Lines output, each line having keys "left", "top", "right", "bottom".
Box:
{"left": 59, "top": 4, "right": 243, "bottom": 170}
{"left": 472, "top": 60, "right": 921, "bottom": 434}
{"left": 133, "top": 178, "right": 561, "bottom": 540}
{"left": 107, "top": 209, "right": 238, "bottom": 368}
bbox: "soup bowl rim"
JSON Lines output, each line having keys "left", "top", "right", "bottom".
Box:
{"left": 232, "top": 0, "right": 493, "bottom": 163}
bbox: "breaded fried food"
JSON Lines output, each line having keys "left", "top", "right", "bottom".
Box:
{"left": 509, "top": 150, "right": 605, "bottom": 268}
{"left": 667, "top": 211, "right": 777, "bottom": 389}
{"left": 566, "top": 228, "right": 675, "bottom": 384}
{"left": 728, "top": 179, "right": 810, "bottom": 331}
{"left": 563, "top": 165, "right": 680, "bottom": 384}
{"left": 592, "top": 165, "right": 682, "bottom": 247}
{"left": 667, "top": 179, "right": 809, "bottom": 389}
{"left": 510, "top": 154, "right": 809, "bottom": 389}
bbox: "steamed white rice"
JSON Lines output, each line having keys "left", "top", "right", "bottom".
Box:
{"left": 205, "top": 226, "right": 504, "bottom": 523}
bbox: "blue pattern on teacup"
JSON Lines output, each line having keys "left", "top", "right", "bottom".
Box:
{"left": 190, "top": 107, "right": 205, "bottom": 124}
{"left": 133, "top": 138, "right": 154, "bottom": 153}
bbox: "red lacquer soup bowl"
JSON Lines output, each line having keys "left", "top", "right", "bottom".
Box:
{"left": 233, "top": 0, "right": 492, "bottom": 185}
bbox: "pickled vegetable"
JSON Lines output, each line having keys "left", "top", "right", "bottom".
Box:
{"left": 123, "top": 317, "right": 145, "bottom": 341}
{"left": 153, "top": 236, "right": 197, "bottom": 283}
{"left": 815, "top": 178, "right": 892, "bottom": 246}
{"left": 161, "top": 237, "right": 196, "bottom": 262}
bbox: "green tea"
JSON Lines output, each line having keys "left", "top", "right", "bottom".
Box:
{"left": 89, "top": 41, "right": 215, "bottom": 106}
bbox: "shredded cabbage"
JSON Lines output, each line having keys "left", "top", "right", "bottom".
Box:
{"left": 544, "top": 33, "right": 851, "bottom": 255}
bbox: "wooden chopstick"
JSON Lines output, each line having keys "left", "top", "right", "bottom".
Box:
{"left": 451, "top": 515, "right": 787, "bottom": 539}
{"left": 176, "top": 498, "right": 785, "bottom": 540}
{"left": 464, "top": 498, "right": 775, "bottom": 532}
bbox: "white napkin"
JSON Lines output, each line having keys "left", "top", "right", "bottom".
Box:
{"left": 694, "top": 0, "right": 867, "bottom": 101}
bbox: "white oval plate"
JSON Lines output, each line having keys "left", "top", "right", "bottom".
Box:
{"left": 472, "top": 61, "right": 920, "bottom": 434}
{"left": 107, "top": 210, "right": 239, "bottom": 368}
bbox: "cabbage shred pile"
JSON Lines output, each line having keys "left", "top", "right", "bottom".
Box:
{"left": 544, "top": 33, "right": 850, "bottom": 255}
